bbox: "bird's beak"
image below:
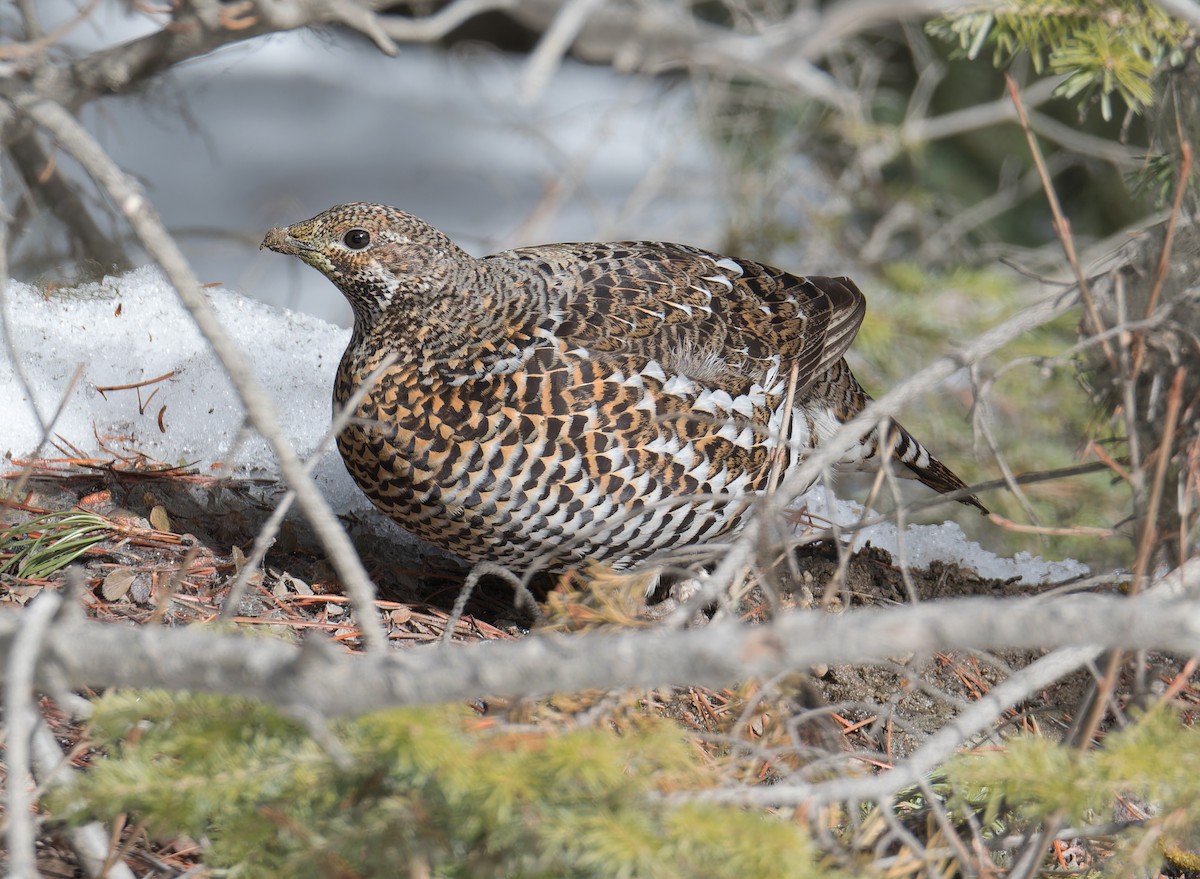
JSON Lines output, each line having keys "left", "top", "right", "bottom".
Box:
{"left": 261, "top": 226, "right": 306, "bottom": 255}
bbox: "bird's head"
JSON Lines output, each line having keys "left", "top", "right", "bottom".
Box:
{"left": 261, "top": 202, "right": 472, "bottom": 327}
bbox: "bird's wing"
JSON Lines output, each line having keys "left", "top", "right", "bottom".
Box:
{"left": 495, "top": 241, "right": 866, "bottom": 396}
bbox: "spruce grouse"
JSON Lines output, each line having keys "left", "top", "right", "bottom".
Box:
{"left": 262, "top": 203, "right": 987, "bottom": 572}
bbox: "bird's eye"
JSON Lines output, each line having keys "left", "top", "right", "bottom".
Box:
{"left": 343, "top": 228, "right": 371, "bottom": 249}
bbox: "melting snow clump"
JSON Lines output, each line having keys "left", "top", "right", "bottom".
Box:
{"left": 1, "top": 266, "right": 372, "bottom": 516}
{"left": 797, "top": 490, "right": 1089, "bottom": 585}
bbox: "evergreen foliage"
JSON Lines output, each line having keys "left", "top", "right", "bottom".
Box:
{"left": 49, "top": 691, "right": 828, "bottom": 879}
{"left": 949, "top": 709, "right": 1200, "bottom": 873}
{"left": 928, "top": 2, "right": 1194, "bottom": 119}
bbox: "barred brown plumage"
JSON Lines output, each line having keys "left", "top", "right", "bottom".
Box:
{"left": 262, "top": 202, "right": 987, "bottom": 573}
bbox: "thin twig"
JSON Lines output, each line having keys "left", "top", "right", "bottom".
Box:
{"left": 1134, "top": 139, "right": 1193, "bottom": 373}
{"left": 1005, "top": 73, "right": 1115, "bottom": 370}
{"left": 519, "top": 0, "right": 606, "bottom": 104}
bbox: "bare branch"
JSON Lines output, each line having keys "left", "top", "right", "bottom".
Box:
{"left": 2, "top": 563, "right": 1197, "bottom": 721}
{"left": 4, "top": 590, "right": 63, "bottom": 878}
{"left": 520, "top": 0, "right": 607, "bottom": 104}
{"left": 6, "top": 131, "right": 129, "bottom": 270}
{"left": 377, "top": 0, "right": 517, "bottom": 41}
{"left": 34, "top": 0, "right": 400, "bottom": 105}
{"left": 0, "top": 0, "right": 102, "bottom": 61}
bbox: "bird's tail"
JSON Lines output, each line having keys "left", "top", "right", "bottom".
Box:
{"left": 879, "top": 419, "right": 989, "bottom": 514}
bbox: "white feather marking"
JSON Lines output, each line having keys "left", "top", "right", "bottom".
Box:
{"left": 692, "top": 389, "right": 718, "bottom": 414}
{"left": 701, "top": 273, "right": 733, "bottom": 290}
{"left": 560, "top": 452, "right": 582, "bottom": 482}
{"left": 566, "top": 347, "right": 590, "bottom": 359}
{"left": 645, "top": 435, "right": 677, "bottom": 455}
{"left": 709, "top": 389, "right": 734, "bottom": 412}
{"left": 629, "top": 469, "right": 653, "bottom": 495}
{"left": 725, "top": 470, "right": 752, "bottom": 493}
{"left": 662, "top": 374, "right": 696, "bottom": 396}
{"left": 730, "top": 394, "right": 755, "bottom": 418}
{"left": 666, "top": 300, "right": 694, "bottom": 315}
{"left": 622, "top": 372, "right": 645, "bottom": 389}
{"left": 715, "top": 257, "right": 743, "bottom": 276}
{"left": 606, "top": 369, "right": 626, "bottom": 384}
{"left": 641, "top": 359, "right": 667, "bottom": 383}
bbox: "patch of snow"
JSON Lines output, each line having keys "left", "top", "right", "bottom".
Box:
{"left": 796, "top": 489, "right": 1089, "bottom": 585}
{"left": 1, "top": 266, "right": 373, "bottom": 518}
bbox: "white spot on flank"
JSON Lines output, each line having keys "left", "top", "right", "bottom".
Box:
{"left": 645, "top": 434, "right": 679, "bottom": 456}
{"left": 709, "top": 389, "right": 734, "bottom": 412}
{"left": 701, "top": 273, "right": 733, "bottom": 290}
{"left": 662, "top": 374, "right": 696, "bottom": 396}
{"left": 566, "top": 347, "right": 591, "bottom": 359}
{"left": 666, "top": 300, "right": 694, "bottom": 316}
{"left": 729, "top": 394, "right": 755, "bottom": 418}
{"left": 641, "top": 359, "right": 666, "bottom": 383}
{"left": 725, "top": 469, "right": 752, "bottom": 493}
{"left": 714, "top": 257, "right": 743, "bottom": 276}
{"left": 692, "top": 389, "right": 718, "bottom": 414}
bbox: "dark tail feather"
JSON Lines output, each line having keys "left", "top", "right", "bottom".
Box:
{"left": 885, "top": 421, "right": 990, "bottom": 514}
